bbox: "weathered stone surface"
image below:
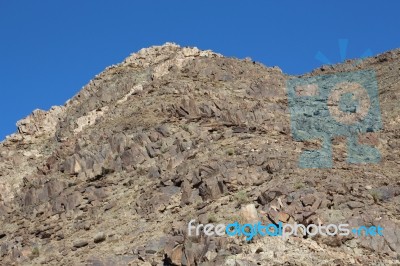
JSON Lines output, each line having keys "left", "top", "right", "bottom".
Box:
{"left": 0, "top": 43, "right": 399, "bottom": 265}
{"left": 17, "top": 106, "right": 65, "bottom": 137}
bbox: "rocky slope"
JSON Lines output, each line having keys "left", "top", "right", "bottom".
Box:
{"left": 0, "top": 43, "right": 399, "bottom": 265}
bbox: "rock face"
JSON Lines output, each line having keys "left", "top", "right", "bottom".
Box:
{"left": 0, "top": 43, "right": 400, "bottom": 265}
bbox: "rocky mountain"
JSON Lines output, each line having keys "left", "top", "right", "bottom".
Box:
{"left": 0, "top": 43, "right": 399, "bottom": 265}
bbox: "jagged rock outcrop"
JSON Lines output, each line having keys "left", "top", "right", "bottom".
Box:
{"left": 0, "top": 43, "right": 399, "bottom": 265}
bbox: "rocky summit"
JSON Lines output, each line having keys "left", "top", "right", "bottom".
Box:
{"left": 0, "top": 43, "right": 400, "bottom": 265}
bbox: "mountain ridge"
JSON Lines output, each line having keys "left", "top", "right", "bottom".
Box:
{"left": 0, "top": 43, "right": 399, "bottom": 265}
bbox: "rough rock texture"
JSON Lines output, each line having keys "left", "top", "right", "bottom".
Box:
{"left": 0, "top": 42, "right": 399, "bottom": 265}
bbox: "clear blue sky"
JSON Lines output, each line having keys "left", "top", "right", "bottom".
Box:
{"left": 0, "top": 1, "right": 399, "bottom": 140}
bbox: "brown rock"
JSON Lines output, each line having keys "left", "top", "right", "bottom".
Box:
{"left": 241, "top": 204, "right": 259, "bottom": 223}
{"left": 170, "top": 246, "right": 183, "bottom": 265}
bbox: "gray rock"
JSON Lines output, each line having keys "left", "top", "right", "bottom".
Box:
{"left": 73, "top": 240, "right": 89, "bottom": 248}
{"left": 347, "top": 201, "right": 364, "bottom": 209}
{"left": 94, "top": 232, "right": 106, "bottom": 244}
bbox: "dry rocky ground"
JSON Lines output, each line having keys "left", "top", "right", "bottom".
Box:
{"left": 0, "top": 43, "right": 399, "bottom": 265}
